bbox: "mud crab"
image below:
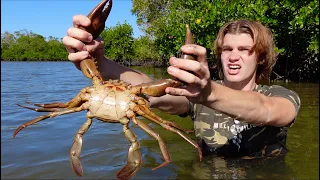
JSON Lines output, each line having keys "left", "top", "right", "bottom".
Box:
{"left": 13, "top": 0, "right": 202, "bottom": 179}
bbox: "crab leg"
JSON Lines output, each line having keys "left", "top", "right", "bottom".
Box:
{"left": 21, "top": 88, "right": 91, "bottom": 109}
{"left": 131, "top": 103, "right": 202, "bottom": 161}
{"left": 135, "top": 119, "right": 171, "bottom": 169}
{"left": 13, "top": 104, "right": 88, "bottom": 138}
{"left": 129, "top": 111, "right": 171, "bottom": 170}
{"left": 17, "top": 104, "right": 65, "bottom": 112}
{"left": 25, "top": 101, "right": 70, "bottom": 108}
{"left": 117, "top": 117, "right": 142, "bottom": 180}
{"left": 130, "top": 79, "right": 183, "bottom": 97}
{"left": 69, "top": 116, "right": 93, "bottom": 177}
{"left": 132, "top": 96, "right": 193, "bottom": 134}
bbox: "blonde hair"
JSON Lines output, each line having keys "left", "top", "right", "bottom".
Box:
{"left": 214, "top": 20, "right": 277, "bottom": 83}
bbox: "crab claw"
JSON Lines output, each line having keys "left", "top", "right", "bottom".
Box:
{"left": 81, "top": 0, "right": 113, "bottom": 39}
{"left": 78, "top": 0, "right": 112, "bottom": 82}
{"left": 129, "top": 79, "right": 183, "bottom": 97}
{"left": 181, "top": 24, "right": 196, "bottom": 61}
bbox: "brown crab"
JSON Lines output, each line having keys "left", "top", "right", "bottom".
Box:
{"left": 13, "top": 0, "right": 202, "bottom": 179}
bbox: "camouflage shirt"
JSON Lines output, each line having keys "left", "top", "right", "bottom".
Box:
{"left": 187, "top": 80, "right": 301, "bottom": 158}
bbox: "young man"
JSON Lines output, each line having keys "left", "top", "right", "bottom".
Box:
{"left": 63, "top": 16, "right": 300, "bottom": 158}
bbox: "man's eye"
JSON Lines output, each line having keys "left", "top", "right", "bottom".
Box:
{"left": 239, "top": 47, "right": 250, "bottom": 51}
{"left": 223, "top": 48, "right": 232, "bottom": 51}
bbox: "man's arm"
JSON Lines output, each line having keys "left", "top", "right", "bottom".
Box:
{"left": 149, "top": 95, "right": 189, "bottom": 115}
{"left": 94, "top": 55, "right": 190, "bottom": 115}
{"left": 204, "top": 82, "right": 298, "bottom": 127}
{"left": 98, "top": 56, "right": 190, "bottom": 115}
{"left": 165, "top": 44, "right": 299, "bottom": 126}
{"left": 97, "top": 56, "right": 152, "bottom": 85}
{"left": 63, "top": 15, "right": 190, "bottom": 115}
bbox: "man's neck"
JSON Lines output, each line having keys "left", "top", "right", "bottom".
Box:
{"left": 223, "top": 77, "right": 257, "bottom": 91}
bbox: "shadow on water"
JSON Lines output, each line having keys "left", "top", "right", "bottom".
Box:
{"left": 1, "top": 62, "right": 319, "bottom": 179}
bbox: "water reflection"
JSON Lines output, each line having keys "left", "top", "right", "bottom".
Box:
{"left": 183, "top": 155, "right": 293, "bottom": 179}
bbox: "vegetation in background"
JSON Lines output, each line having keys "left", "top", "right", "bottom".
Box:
{"left": 1, "top": 0, "right": 318, "bottom": 82}
{"left": 101, "top": 22, "right": 134, "bottom": 62}
{"left": 131, "top": 0, "right": 319, "bottom": 81}
{"left": 1, "top": 30, "right": 68, "bottom": 61}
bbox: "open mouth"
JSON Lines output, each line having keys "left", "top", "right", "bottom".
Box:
{"left": 228, "top": 64, "right": 241, "bottom": 70}
{"left": 227, "top": 64, "right": 241, "bottom": 75}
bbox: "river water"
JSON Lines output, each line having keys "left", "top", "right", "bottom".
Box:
{"left": 1, "top": 61, "right": 318, "bottom": 179}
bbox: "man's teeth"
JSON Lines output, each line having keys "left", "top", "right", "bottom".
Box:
{"left": 229, "top": 65, "right": 240, "bottom": 69}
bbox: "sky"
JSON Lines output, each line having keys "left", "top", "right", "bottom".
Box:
{"left": 1, "top": 0, "right": 144, "bottom": 39}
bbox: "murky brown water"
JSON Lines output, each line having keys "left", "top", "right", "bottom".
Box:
{"left": 1, "top": 62, "right": 319, "bottom": 179}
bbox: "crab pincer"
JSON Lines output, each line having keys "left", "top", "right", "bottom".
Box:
{"left": 82, "top": 0, "right": 113, "bottom": 39}
{"left": 78, "top": 0, "right": 113, "bottom": 81}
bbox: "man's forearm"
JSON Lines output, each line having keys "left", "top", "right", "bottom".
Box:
{"left": 149, "top": 95, "right": 189, "bottom": 115}
{"left": 96, "top": 57, "right": 189, "bottom": 115}
{"left": 205, "top": 82, "right": 271, "bottom": 126}
{"left": 97, "top": 56, "right": 153, "bottom": 85}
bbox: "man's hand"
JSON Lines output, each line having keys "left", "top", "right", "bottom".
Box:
{"left": 165, "top": 44, "right": 213, "bottom": 104}
{"left": 62, "top": 15, "right": 105, "bottom": 70}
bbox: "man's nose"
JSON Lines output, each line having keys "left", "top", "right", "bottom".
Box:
{"left": 229, "top": 50, "right": 240, "bottom": 61}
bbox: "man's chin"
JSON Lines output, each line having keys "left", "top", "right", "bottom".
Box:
{"left": 225, "top": 75, "right": 242, "bottom": 83}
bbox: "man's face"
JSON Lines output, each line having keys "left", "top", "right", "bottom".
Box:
{"left": 221, "top": 33, "right": 257, "bottom": 84}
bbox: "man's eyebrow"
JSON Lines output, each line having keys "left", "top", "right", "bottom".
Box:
{"left": 222, "top": 45, "right": 253, "bottom": 49}
{"left": 222, "top": 45, "right": 232, "bottom": 49}
{"left": 239, "top": 45, "right": 253, "bottom": 49}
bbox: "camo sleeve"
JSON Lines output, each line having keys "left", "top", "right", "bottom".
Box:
{"left": 264, "top": 85, "right": 301, "bottom": 127}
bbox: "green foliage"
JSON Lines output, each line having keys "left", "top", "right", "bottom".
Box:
{"left": 132, "top": 36, "right": 161, "bottom": 61}
{"left": 132, "top": 0, "right": 319, "bottom": 82}
{"left": 1, "top": 30, "right": 68, "bottom": 61}
{"left": 101, "top": 22, "right": 134, "bottom": 62}
{"left": 100, "top": 22, "right": 162, "bottom": 65}
{"left": 1, "top": 23, "right": 161, "bottom": 65}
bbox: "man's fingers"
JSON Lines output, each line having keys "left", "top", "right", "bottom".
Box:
{"left": 167, "top": 66, "right": 202, "bottom": 84}
{"left": 165, "top": 87, "right": 199, "bottom": 97}
{"left": 169, "top": 57, "right": 209, "bottom": 79}
{"left": 62, "top": 36, "right": 87, "bottom": 52}
{"left": 68, "top": 51, "right": 89, "bottom": 62}
{"left": 72, "top": 15, "right": 91, "bottom": 28}
{"left": 180, "top": 44, "right": 207, "bottom": 65}
{"left": 67, "top": 27, "right": 93, "bottom": 43}
{"left": 65, "top": 15, "right": 102, "bottom": 71}
{"left": 85, "top": 37, "right": 104, "bottom": 53}
{"left": 65, "top": 46, "right": 75, "bottom": 54}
